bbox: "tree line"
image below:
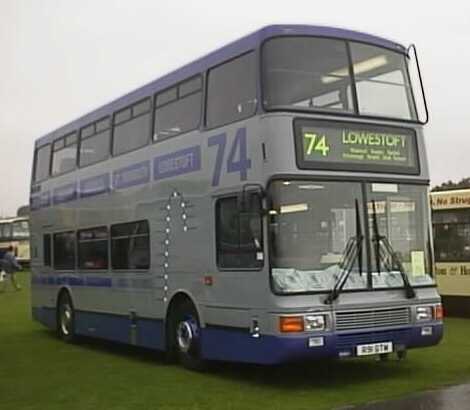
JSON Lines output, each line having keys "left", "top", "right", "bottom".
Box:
{"left": 432, "top": 177, "right": 470, "bottom": 192}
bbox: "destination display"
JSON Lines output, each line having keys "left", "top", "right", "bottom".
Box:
{"left": 294, "top": 119, "right": 419, "bottom": 174}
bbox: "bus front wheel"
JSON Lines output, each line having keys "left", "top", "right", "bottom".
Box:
{"left": 57, "top": 292, "right": 76, "bottom": 343}
{"left": 169, "top": 300, "right": 206, "bottom": 371}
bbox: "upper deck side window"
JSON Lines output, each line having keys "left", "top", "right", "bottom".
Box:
{"left": 79, "top": 116, "right": 111, "bottom": 167}
{"left": 154, "top": 75, "right": 202, "bottom": 141}
{"left": 206, "top": 52, "right": 257, "bottom": 129}
{"left": 33, "top": 144, "right": 52, "bottom": 182}
{"left": 51, "top": 132, "right": 78, "bottom": 176}
{"left": 112, "top": 98, "right": 151, "bottom": 156}
{"left": 262, "top": 37, "right": 417, "bottom": 122}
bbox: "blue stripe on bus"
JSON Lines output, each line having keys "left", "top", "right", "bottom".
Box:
{"left": 32, "top": 306, "right": 56, "bottom": 329}
{"left": 32, "top": 307, "right": 165, "bottom": 350}
{"left": 33, "top": 275, "right": 112, "bottom": 287}
{"left": 30, "top": 191, "right": 51, "bottom": 210}
{"left": 31, "top": 145, "right": 203, "bottom": 211}
{"left": 75, "top": 311, "right": 165, "bottom": 349}
{"left": 32, "top": 274, "right": 154, "bottom": 289}
{"left": 154, "top": 145, "right": 201, "bottom": 180}
{"left": 85, "top": 276, "right": 112, "bottom": 287}
{"left": 200, "top": 324, "right": 444, "bottom": 364}
{"left": 53, "top": 182, "right": 78, "bottom": 205}
{"left": 31, "top": 304, "right": 443, "bottom": 364}
{"left": 80, "top": 173, "right": 110, "bottom": 198}
{"left": 113, "top": 160, "right": 150, "bottom": 190}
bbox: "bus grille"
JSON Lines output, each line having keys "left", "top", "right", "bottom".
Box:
{"left": 335, "top": 307, "right": 411, "bottom": 331}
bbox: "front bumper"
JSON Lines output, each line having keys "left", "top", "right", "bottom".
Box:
{"left": 201, "top": 323, "right": 444, "bottom": 365}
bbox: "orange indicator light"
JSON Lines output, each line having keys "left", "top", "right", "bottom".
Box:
{"left": 279, "top": 316, "right": 304, "bottom": 333}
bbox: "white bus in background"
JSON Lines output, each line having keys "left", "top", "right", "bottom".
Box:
{"left": 431, "top": 189, "right": 470, "bottom": 317}
{"left": 0, "top": 216, "right": 30, "bottom": 266}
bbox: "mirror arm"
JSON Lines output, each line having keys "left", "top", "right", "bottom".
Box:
{"left": 238, "top": 183, "right": 267, "bottom": 214}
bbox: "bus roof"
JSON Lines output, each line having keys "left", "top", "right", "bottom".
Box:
{"left": 35, "top": 24, "right": 407, "bottom": 148}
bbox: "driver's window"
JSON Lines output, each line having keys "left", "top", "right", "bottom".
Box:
{"left": 215, "top": 195, "right": 263, "bottom": 269}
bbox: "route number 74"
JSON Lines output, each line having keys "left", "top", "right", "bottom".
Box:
{"left": 208, "top": 128, "right": 252, "bottom": 187}
{"left": 304, "top": 133, "right": 330, "bottom": 157}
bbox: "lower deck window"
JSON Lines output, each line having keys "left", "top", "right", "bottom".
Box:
{"left": 111, "top": 221, "right": 150, "bottom": 270}
{"left": 43, "top": 234, "right": 51, "bottom": 266}
{"left": 78, "top": 227, "right": 108, "bottom": 269}
{"left": 53, "top": 231, "right": 75, "bottom": 270}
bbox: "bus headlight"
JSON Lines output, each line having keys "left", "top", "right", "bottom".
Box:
{"left": 279, "top": 314, "right": 327, "bottom": 333}
{"left": 416, "top": 305, "right": 433, "bottom": 322}
{"left": 304, "top": 315, "right": 326, "bottom": 331}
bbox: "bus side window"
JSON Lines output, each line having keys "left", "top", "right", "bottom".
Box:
{"left": 51, "top": 132, "right": 78, "bottom": 176}
{"left": 33, "top": 144, "right": 52, "bottom": 182}
{"left": 113, "top": 99, "right": 151, "bottom": 156}
{"left": 154, "top": 76, "right": 202, "bottom": 142}
{"left": 206, "top": 52, "right": 257, "bottom": 129}
{"left": 77, "top": 227, "right": 109, "bottom": 270}
{"left": 43, "top": 234, "right": 51, "bottom": 267}
{"left": 53, "top": 232, "right": 76, "bottom": 270}
{"left": 215, "top": 196, "right": 263, "bottom": 270}
{"left": 111, "top": 221, "right": 150, "bottom": 270}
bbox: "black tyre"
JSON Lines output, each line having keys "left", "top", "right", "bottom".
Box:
{"left": 57, "top": 292, "right": 76, "bottom": 343}
{"left": 168, "top": 300, "right": 206, "bottom": 371}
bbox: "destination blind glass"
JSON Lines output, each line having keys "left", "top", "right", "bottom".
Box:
{"left": 294, "top": 119, "right": 419, "bottom": 174}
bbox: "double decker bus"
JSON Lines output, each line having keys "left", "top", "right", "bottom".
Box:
{"left": 431, "top": 189, "right": 470, "bottom": 317}
{"left": 30, "top": 25, "right": 442, "bottom": 369}
{"left": 0, "top": 216, "right": 30, "bottom": 266}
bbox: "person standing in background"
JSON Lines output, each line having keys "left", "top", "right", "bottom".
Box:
{"left": 0, "top": 245, "right": 22, "bottom": 291}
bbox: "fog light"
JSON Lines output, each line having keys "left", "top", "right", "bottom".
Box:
{"left": 421, "top": 326, "right": 433, "bottom": 336}
{"left": 308, "top": 336, "right": 324, "bottom": 348}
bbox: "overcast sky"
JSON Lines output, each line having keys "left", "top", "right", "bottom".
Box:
{"left": 1, "top": 0, "right": 469, "bottom": 216}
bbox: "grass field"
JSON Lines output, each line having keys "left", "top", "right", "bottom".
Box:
{"left": 1, "top": 272, "right": 470, "bottom": 410}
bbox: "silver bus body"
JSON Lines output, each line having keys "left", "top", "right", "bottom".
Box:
{"left": 30, "top": 25, "right": 442, "bottom": 365}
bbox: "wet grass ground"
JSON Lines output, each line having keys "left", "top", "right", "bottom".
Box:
{"left": 1, "top": 272, "right": 469, "bottom": 410}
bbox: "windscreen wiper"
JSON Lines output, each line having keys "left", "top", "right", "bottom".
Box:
{"left": 371, "top": 200, "right": 416, "bottom": 299}
{"left": 324, "top": 200, "right": 363, "bottom": 305}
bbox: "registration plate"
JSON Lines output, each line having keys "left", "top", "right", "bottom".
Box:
{"left": 357, "top": 342, "right": 393, "bottom": 356}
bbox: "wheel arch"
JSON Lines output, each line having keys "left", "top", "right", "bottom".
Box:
{"left": 164, "top": 291, "right": 204, "bottom": 349}
{"left": 56, "top": 286, "right": 75, "bottom": 312}
{"left": 165, "top": 290, "right": 203, "bottom": 325}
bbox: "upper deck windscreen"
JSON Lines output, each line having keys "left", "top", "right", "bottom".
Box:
{"left": 262, "top": 37, "right": 417, "bottom": 121}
